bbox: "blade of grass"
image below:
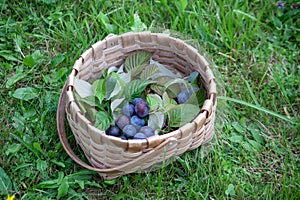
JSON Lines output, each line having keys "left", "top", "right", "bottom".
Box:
{"left": 217, "top": 96, "right": 296, "bottom": 124}
{"left": 243, "top": 77, "right": 259, "bottom": 106}
{"left": 233, "top": 9, "right": 257, "bottom": 21}
{"left": 271, "top": 68, "right": 292, "bottom": 108}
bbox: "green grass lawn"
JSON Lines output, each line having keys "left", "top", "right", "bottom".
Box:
{"left": 1, "top": 0, "right": 299, "bottom": 199}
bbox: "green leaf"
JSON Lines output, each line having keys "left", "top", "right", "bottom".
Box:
{"left": 86, "top": 106, "right": 97, "bottom": 122}
{"left": 107, "top": 66, "right": 118, "bottom": 74}
{"left": 131, "top": 13, "right": 147, "bottom": 32}
{"left": 125, "top": 51, "right": 152, "bottom": 77}
{"left": 248, "top": 125, "right": 264, "bottom": 144}
{"left": 148, "top": 111, "right": 165, "bottom": 130}
{"left": 31, "top": 50, "right": 44, "bottom": 64}
{"left": 57, "top": 178, "right": 69, "bottom": 200}
{"left": 140, "top": 64, "right": 160, "bottom": 80}
{"left": 296, "top": 34, "right": 300, "bottom": 42}
{"left": 51, "top": 54, "right": 65, "bottom": 67}
{"left": 104, "top": 179, "right": 117, "bottom": 185}
{"left": 248, "top": 139, "right": 263, "bottom": 151}
{"left": 33, "top": 142, "right": 44, "bottom": 155}
{"left": 93, "top": 79, "right": 106, "bottom": 103}
{"left": 242, "top": 142, "right": 254, "bottom": 152}
{"left": 152, "top": 76, "right": 181, "bottom": 98}
{"left": 225, "top": 184, "right": 235, "bottom": 196}
{"left": 24, "top": 107, "right": 36, "bottom": 118}
{"left": 74, "top": 92, "right": 87, "bottom": 114}
{"left": 194, "top": 86, "right": 206, "bottom": 106}
{"left": 105, "top": 76, "right": 117, "bottom": 98}
{"left": 51, "top": 160, "right": 66, "bottom": 168}
{"left": 34, "top": 179, "right": 59, "bottom": 189}
{"left": 180, "top": 0, "right": 188, "bottom": 11}
{"left": 36, "top": 159, "right": 48, "bottom": 172}
{"left": 125, "top": 79, "right": 153, "bottom": 101}
{"left": 83, "top": 96, "right": 98, "bottom": 107}
{"left": 167, "top": 104, "right": 199, "bottom": 127}
{"left": 0, "top": 50, "right": 19, "bottom": 62}
{"left": 74, "top": 78, "right": 94, "bottom": 98}
{"left": 150, "top": 58, "right": 181, "bottom": 79}
{"left": 34, "top": 172, "right": 63, "bottom": 189}
{"left": 118, "top": 72, "right": 131, "bottom": 84}
{"left": 12, "top": 87, "right": 38, "bottom": 101}
{"left": 162, "top": 92, "right": 177, "bottom": 107}
{"left": 150, "top": 84, "right": 165, "bottom": 96}
{"left": 106, "top": 75, "right": 123, "bottom": 100}
{"left": 228, "top": 135, "right": 244, "bottom": 143}
{"left": 15, "top": 35, "right": 23, "bottom": 49}
{"left": 94, "top": 111, "right": 112, "bottom": 131}
{"left": 164, "top": 78, "right": 190, "bottom": 98}
{"left": 111, "top": 98, "right": 125, "bottom": 119}
{"left": 23, "top": 55, "right": 35, "bottom": 67}
{"left": 232, "top": 122, "right": 245, "bottom": 134}
{"left": 65, "top": 170, "right": 94, "bottom": 181}
{"left": 52, "top": 67, "right": 68, "bottom": 81}
{"left": 5, "top": 143, "right": 21, "bottom": 156}
{"left": 5, "top": 72, "right": 26, "bottom": 88}
{"left": 99, "top": 12, "right": 116, "bottom": 33}
{"left": 146, "top": 93, "right": 163, "bottom": 111}
{"left": 186, "top": 92, "right": 200, "bottom": 106}
{"left": 111, "top": 72, "right": 126, "bottom": 86}
{"left": 0, "top": 167, "right": 12, "bottom": 195}
{"left": 75, "top": 180, "right": 85, "bottom": 189}
{"left": 165, "top": 78, "right": 191, "bottom": 92}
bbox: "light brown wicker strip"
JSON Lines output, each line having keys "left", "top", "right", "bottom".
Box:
{"left": 57, "top": 32, "right": 217, "bottom": 180}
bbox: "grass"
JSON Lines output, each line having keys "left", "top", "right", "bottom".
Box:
{"left": 0, "top": 0, "right": 299, "bottom": 199}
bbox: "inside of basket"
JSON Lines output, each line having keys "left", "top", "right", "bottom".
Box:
{"left": 80, "top": 49, "right": 208, "bottom": 95}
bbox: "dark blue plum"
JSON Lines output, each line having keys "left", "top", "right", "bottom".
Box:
{"left": 133, "top": 132, "right": 147, "bottom": 139}
{"left": 122, "top": 104, "right": 135, "bottom": 117}
{"left": 132, "top": 98, "right": 144, "bottom": 105}
{"left": 131, "top": 115, "right": 145, "bottom": 127}
{"left": 139, "top": 126, "right": 154, "bottom": 137}
{"left": 120, "top": 135, "right": 127, "bottom": 140}
{"left": 134, "top": 100, "right": 149, "bottom": 118}
{"left": 116, "top": 115, "right": 130, "bottom": 129}
{"left": 123, "top": 124, "right": 137, "bottom": 139}
{"left": 177, "top": 91, "right": 192, "bottom": 104}
{"left": 105, "top": 126, "right": 121, "bottom": 137}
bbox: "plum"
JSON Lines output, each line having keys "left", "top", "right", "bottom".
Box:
{"left": 133, "top": 132, "right": 147, "bottom": 139}
{"left": 131, "top": 115, "right": 145, "bottom": 128}
{"left": 116, "top": 115, "right": 130, "bottom": 129}
{"left": 105, "top": 126, "right": 121, "bottom": 137}
{"left": 132, "top": 98, "right": 144, "bottom": 105}
{"left": 139, "top": 126, "right": 154, "bottom": 137}
{"left": 123, "top": 124, "right": 137, "bottom": 139}
{"left": 122, "top": 104, "right": 135, "bottom": 117}
{"left": 134, "top": 100, "right": 149, "bottom": 118}
{"left": 177, "top": 91, "right": 192, "bottom": 104}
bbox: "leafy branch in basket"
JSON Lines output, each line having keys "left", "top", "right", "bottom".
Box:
{"left": 73, "top": 51, "right": 206, "bottom": 139}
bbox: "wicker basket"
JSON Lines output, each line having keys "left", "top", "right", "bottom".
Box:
{"left": 56, "top": 32, "right": 217, "bottom": 180}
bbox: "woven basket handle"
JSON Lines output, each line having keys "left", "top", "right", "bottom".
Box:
{"left": 56, "top": 84, "right": 176, "bottom": 174}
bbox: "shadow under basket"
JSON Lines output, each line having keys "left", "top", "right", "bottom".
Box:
{"left": 56, "top": 32, "right": 217, "bottom": 180}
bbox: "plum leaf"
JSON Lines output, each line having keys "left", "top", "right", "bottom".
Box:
{"left": 74, "top": 78, "right": 94, "bottom": 98}
{"left": 125, "top": 79, "right": 153, "bottom": 101}
{"left": 167, "top": 104, "right": 199, "bottom": 127}
{"left": 94, "top": 111, "right": 112, "bottom": 131}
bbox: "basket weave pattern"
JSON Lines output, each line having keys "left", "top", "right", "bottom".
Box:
{"left": 57, "top": 32, "right": 217, "bottom": 179}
